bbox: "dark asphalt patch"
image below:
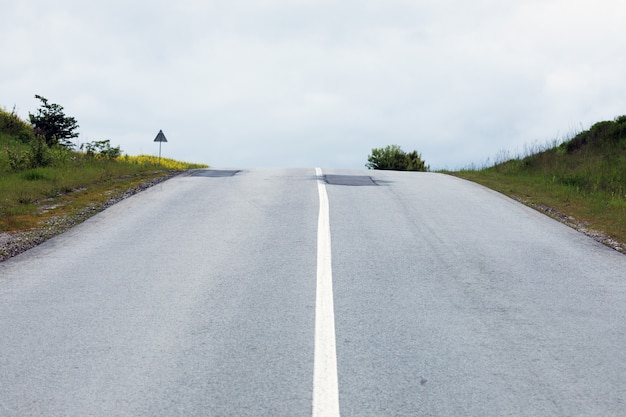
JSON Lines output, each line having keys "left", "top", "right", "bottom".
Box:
{"left": 324, "top": 175, "right": 378, "bottom": 186}
{"left": 191, "top": 170, "right": 241, "bottom": 177}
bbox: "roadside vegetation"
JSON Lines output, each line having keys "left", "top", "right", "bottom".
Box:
{"left": 1, "top": 97, "right": 208, "bottom": 237}
{"left": 366, "top": 144, "right": 429, "bottom": 171}
{"left": 449, "top": 115, "right": 626, "bottom": 252}
{"left": 4, "top": 94, "right": 626, "bottom": 257}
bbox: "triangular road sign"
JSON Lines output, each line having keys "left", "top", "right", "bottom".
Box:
{"left": 154, "top": 130, "right": 168, "bottom": 142}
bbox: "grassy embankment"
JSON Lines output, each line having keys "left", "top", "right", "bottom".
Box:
{"left": 449, "top": 116, "right": 626, "bottom": 251}
{"left": 4, "top": 103, "right": 625, "bottom": 253}
{"left": 0, "top": 107, "right": 208, "bottom": 234}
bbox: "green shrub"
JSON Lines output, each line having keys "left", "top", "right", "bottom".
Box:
{"left": 366, "top": 145, "right": 428, "bottom": 171}
{"left": 6, "top": 147, "right": 29, "bottom": 171}
{"left": 0, "top": 107, "right": 34, "bottom": 143}
{"left": 562, "top": 115, "right": 626, "bottom": 153}
{"left": 5, "top": 136, "right": 52, "bottom": 170}
{"left": 80, "top": 139, "right": 122, "bottom": 159}
{"left": 28, "top": 135, "right": 52, "bottom": 168}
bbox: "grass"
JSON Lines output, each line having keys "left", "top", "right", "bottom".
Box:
{"left": 3, "top": 104, "right": 626, "bottom": 255}
{"left": 0, "top": 159, "right": 207, "bottom": 232}
{"left": 448, "top": 116, "right": 626, "bottom": 251}
{"left": 119, "top": 154, "right": 207, "bottom": 170}
{"left": 0, "top": 109, "right": 208, "bottom": 234}
{"left": 1, "top": 165, "right": 170, "bottom": 231}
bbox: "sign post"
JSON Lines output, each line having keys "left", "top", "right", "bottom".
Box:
{"left": 153, "top": 130, "right": 168, "bottom": 164}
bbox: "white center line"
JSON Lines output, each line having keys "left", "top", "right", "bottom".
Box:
{"left": 312, "top": 168, "right": 341, "bottom": 417}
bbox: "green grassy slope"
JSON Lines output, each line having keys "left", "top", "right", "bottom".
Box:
{"left": 0, "top": 107, "right": 207, "bottom": 234}
{"left": 452, "top": 116, "right": 626, "bottom": 252}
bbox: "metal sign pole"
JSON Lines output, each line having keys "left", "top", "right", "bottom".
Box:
{"left": 153, "top": 130, "right": 168, "bottom": 164}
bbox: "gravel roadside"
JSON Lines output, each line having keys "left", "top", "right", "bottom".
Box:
{"left": 0, "top": 171, "right": 182, "bottom": 262}
{"left": 515, "top": 197, "right": 626, "bottom": 253}
{"left": 3, "top": 171, "right": 623, "bottom": 262}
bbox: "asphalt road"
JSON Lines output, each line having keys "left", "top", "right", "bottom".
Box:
{"left": 1, "top": 168, "right": 625, "bottom": 416}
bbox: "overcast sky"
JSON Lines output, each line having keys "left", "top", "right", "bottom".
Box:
{"left": 2, "top": 0, "right": 626, "bottom": 170}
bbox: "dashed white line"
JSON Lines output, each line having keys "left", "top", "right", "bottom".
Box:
{"left": 312, "top": 167, "right": 341, "bottom": 417}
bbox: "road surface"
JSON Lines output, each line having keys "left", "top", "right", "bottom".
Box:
{"left": 1, "top": 168, "right": 625, "bottom": 416}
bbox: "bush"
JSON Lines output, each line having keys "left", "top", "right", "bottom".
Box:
{"left": 6, "top": 147, "right": 29, "bottom": 171}
{"left": 0, "top": 107, "right": 34, "bottom": 143}
{"left": 562, "top": 115, "right": 626, "bottom": 153}
{"left": 366, "top": 145, "right": 428, "bottom": 171}
{"left": 80, "top": 140, "right": 122, "bottom": 159}
{"left": 6, "top": 135, "right": 52, "bottom": 170}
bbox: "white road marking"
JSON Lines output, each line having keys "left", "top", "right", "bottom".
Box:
{"left": 312, "top": 168, "right": 341, "bottom": 417}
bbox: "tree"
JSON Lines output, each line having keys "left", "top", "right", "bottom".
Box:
{"left": 29, "top": 95, "right": 79, "bottom": 148}
{"left": 366, "top": 145, "right": 428, "bottom": 171}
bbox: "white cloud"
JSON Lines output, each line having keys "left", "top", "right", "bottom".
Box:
{"left": 2, "top": 0, "right": 626, "bottom": 169}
